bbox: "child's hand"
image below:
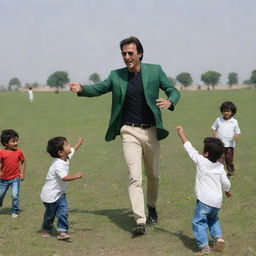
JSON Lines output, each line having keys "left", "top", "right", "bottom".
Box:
{"left": 0, "top": 171, "right": 2, "bottom": 178}
{"left": 73, "top": 137, "right": 84, "bottom": 151}
{"left": 62, "top": 172, "right": 83, "bottom": 181}
{"left": 20, "top": 173, "right": 25, "bottom": 181}
{"left": 176, "top": 126, "right": 184, "bottom": 134}
{"left": 175, "top": 126, "right": 188, "bottom": 144}
{"left": 225, "top": 191, "right": 232, "bottom": 197}
{"left": 77, "top": 137, "right": 84, "bottom": 145}
{"left": 76, "top": 172, "right": 83, "bottom": 179}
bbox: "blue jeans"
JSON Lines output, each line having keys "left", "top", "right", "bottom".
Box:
{"left": 42, "top": 193, "right": 69, "bottom": 233}
{"left": 0, "top": 178, "right": 20, "bottom": 214}
{"left": 192, "top": 200, "right": 222, "bottom": 249}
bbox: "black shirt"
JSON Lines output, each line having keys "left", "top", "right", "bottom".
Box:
{"left": 122, "top": 71, "right": 155, "bottom": 125}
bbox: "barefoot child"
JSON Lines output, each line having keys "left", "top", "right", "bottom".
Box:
{"left": 40, "top": 136, "right": 83, "bottom": 240}
{"left": 176, "top": 126, "right": 232, "bottom": 254}
{"left": 0, "top": 129, "right": 26, "bottom": 218}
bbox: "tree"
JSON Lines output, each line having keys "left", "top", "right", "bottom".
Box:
{"left": 89, "top": 73, "right": 101, "bottom": 84}
{"left": 167, "top": 76, "right": 176, "bottom": 86}
{"left": 228, "top": 72, "right": 238, "bottom": 87}
{"left": 243, "top": 79, "right": 251, "bottom": 85}
{"left": 176, "top": 72, "right": 193, "bottom": 89}
{"left": 47, "top": 71, "right": 69, "bottom": 92}
{"left": 32, "top": 82, "right": 39, "bottom": 88}
{"left": 201, "top": 71, "right": 221, "bottom": 90}
{"left": 8, "top": 77, "right": 21, "bottom": 90}
{"left": 250, "top": 69, "right": 256, "bottom": 89}
{"left": 25, "top": 82, "right": 39, "bottom": 88}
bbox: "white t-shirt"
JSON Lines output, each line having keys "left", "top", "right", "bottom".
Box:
{"left": 183, "top": 141, "right": 231, "bottom": 208}
{"left": 211, "top": 117, "right": 241, "bottom": 147}
{"left": 28, "top": 90, "right": 33, "bottom": 101}
{"left": 40, "top": 148, "right": 75, "bottom": 203}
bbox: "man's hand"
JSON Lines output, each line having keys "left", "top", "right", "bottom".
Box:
{"left": 68, "top": 82, "right": 82, "bottom": 93}
{"left": 156, "top": 98, "right": 171, "bottom": 109}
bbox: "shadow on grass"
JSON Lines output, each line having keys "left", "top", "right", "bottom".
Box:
{"left": 0, "top": 207, "right": 24, "bottom": 215}
{"left": 70, "top": 208, "right": 135, "bottom": 233}
{"left": 154, "top": 227, "right": 198, "bottom": 252}
{"left": 0, "top": 207, "right": 11, "bottom": 215}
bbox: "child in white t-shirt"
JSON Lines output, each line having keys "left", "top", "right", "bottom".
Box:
{"left": 40, "top": 136, "right": 83, "bottom": 240}
{"left": 176, "top": 126, "right": 232, "bottom": 254}
{"left": 28, "top": 87, "right": 34, "bottom": 103}
{"left": 211, "top": 101, "right": 241, "bottom": 177}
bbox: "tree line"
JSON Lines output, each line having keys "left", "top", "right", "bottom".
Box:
{"left": 174, "top": 70, "right": 256, "bottom": 90}
{"left": 3, "top": 69, "right": 256, "bottom": 91}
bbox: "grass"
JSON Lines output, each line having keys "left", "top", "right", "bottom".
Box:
{"left": 0, "top": 89, "right": 255, "bottom": 256}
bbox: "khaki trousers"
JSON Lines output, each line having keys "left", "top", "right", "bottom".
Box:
{"left": 120, "top": 125, "right": 160, "bottom": 224}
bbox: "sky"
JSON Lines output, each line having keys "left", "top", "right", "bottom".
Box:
{"left": 0, "top": 0, "right": 256, "bottom": 86}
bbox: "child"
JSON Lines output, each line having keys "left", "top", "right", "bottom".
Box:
{"left": 28, "top": 87, "right": 34, "bottom": 103}
{"left": 40, "top": 136, "right": 83, "bottom": 240}
{"left": 176, "top": 126, "right": 232, "bottom": 254}
{"left": 211, "top": 101, "right": 241, "bottom": 177}
{"left": 0, "top": 129, "right": 26, "bottom": 218}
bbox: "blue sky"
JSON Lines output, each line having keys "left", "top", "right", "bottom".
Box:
{"left": 0, "top": 0, "right": 255, "bottom": 85}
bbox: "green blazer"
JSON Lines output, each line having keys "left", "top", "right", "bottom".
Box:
{"left": 78, "top": 63, "right": 180, "bottom": 141}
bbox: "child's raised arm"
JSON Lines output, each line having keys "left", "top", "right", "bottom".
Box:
{"left": 73, "top": 137, "right": 84, "bottom": 151}
{"left": 176, "top": 126, "right": 188, "bottom": 144}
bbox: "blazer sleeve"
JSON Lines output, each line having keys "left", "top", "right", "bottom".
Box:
{"left": 78, "top": 74, "right": 112, "bottom": 97}
{"left": 159, "top": 66, "right": 180, "bottom": 110}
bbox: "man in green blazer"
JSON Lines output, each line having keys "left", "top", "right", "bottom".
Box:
{"left": 69, "top": 36, "right": 180, "bottom": 236}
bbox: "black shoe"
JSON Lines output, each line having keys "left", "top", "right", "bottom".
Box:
{"left": 132, "top": 224, "right": 146, "bottom": 236}
{"left": 146, "top": 205, "right": 158, "bottom": 224}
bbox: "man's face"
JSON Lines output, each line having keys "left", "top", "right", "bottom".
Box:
{"left": 121, "top": 43, "right": 142, "bottom": 72}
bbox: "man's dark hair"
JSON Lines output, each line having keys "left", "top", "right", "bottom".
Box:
{"left": 120, "top": 36, "right": 144, "bottom": 61}
{"left": 1, "top": 129, "right": 19, "bottom": 146}
{"left": 203, "top": 137, "right": 224, "bottom": 163}
{"left": 220, "top": 101, "right": 237, "bottom": 116}
{"left": 47, "top": 136, "right": 67, "bottom": 158}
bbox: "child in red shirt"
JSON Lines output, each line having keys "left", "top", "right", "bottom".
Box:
{"left": 0, "top": 129, "right": 26, "bottom": 218}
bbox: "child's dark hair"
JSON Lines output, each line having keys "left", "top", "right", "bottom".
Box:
{"left": 47, "top": 136, "right": 67, "bottom": 158}
{"left": 1, "top": 129, "right": 19, "bottom": 146}
{"left": 220, "top": 101, "right": 237, "bottom": 116}
{"left": 203, "top": 137, "right": 224, "bottom": 163}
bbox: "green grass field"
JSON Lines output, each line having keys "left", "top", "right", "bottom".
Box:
{"left": 0, "top": 89, "right": 255, "bottom": 256}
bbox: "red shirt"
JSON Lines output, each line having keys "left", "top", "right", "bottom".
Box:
{"left": 0, "top": 149, "right": 25, "bottom": 180}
